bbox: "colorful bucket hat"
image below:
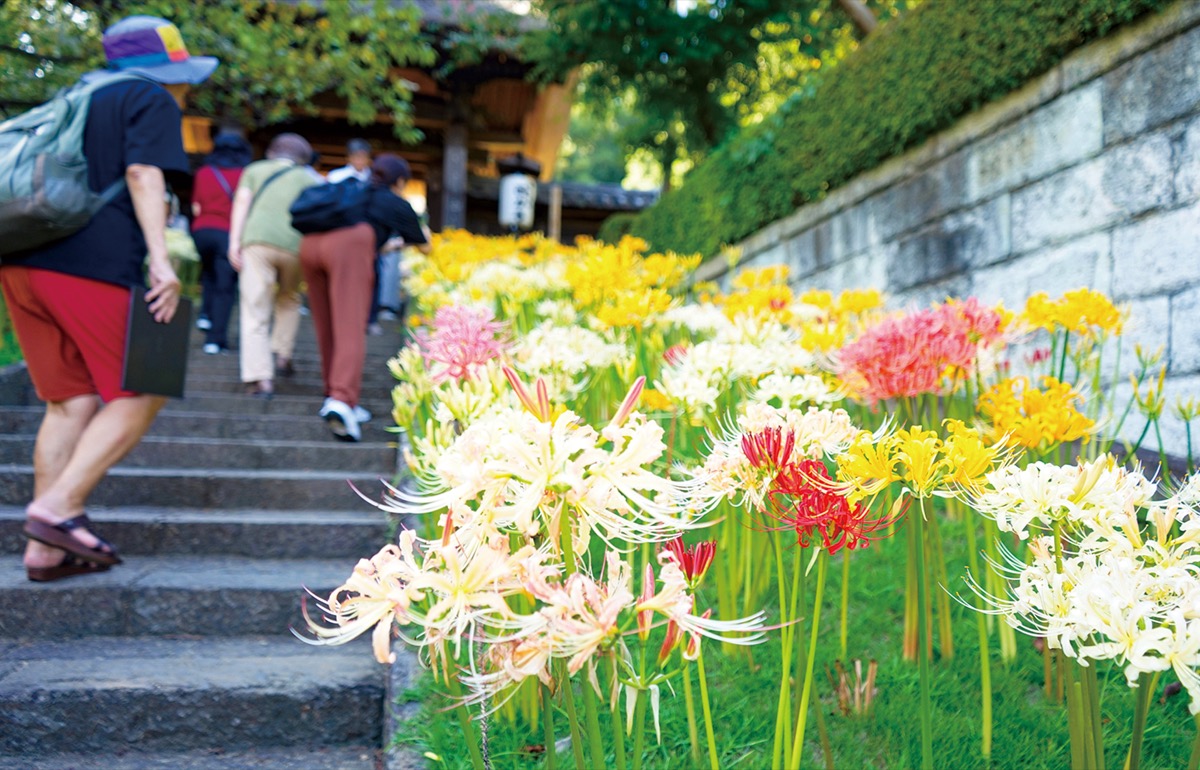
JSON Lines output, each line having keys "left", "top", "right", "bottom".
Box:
{"left": 102, "top": 16, "right": 218, "bottom": 85}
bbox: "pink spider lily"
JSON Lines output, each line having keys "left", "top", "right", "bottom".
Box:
{"left": 418, "top": 305, "right": 508, "bottom": 382}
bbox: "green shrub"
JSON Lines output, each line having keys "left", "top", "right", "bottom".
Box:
{"left": 595, "top": 212, "right": 638, "bottom": 244}
{"left": 629, "top": 0, "right": 1173, "bottom": 256}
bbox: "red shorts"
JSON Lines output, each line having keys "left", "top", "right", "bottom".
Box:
{"left": 0, "top": 266, "right": 138, "bottom": 403}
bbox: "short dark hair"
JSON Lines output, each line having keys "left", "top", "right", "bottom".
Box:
{"left": 206, "top": 132, "right": 252, "bottom": 168}
{"left": 347, "top": 138, "right": 372, "bottom": 156}
{"left": 370, "top": 154, "right": 412, "bottom": 187}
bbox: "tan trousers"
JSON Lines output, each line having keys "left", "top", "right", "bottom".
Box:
{"left": 238, "top": 242, "right": 302, "bottom": 384}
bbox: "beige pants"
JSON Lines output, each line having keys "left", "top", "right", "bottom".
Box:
{"left": 238, "top": 242, "right": 302, "bottom": 384}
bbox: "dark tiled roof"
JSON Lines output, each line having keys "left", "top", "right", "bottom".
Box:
{"left": 466, "top": 176, "right": 660, "bottom": 212}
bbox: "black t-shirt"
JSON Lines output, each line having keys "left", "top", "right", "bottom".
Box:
{"left": 7, "top": 78, "right": 190, "bottom": 288}
{"left": 364, "top": 186, "right": 428, "bottom": 252}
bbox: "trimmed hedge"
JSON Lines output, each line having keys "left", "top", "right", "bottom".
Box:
{"left": 628, "top": 0, "right": 1174, "bottom": 256}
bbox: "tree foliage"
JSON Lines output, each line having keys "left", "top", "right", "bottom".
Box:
{"left": 1, "top": 0, "right": 447, "bottom": 141}
{"left": 531, "top": 0, "right": 912, "bottom": 185}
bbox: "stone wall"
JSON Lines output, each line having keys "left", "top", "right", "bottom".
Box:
{"left": 696, "top": 1, "right": 1200, "bottom": 455}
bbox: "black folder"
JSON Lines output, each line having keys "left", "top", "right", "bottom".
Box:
{"left": 121, "top": 289, "right": 192, "bottom": 398}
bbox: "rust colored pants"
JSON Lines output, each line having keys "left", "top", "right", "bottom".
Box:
{"left": 298, "top": 223, "right": 375, "bottom": 408}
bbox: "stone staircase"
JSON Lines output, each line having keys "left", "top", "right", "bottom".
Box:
{"left": 0, "top": 314, "right": 413, "bottom": 769}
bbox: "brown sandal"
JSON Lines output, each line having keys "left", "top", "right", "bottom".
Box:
{"left": 24, "top": 513, "right": 122, "bottom": 566}
{"left": 27, "top": 552, "right": 113, "bottom": 582}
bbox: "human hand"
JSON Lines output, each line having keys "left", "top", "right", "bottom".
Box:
{"left": 145, "top": 258, "right": 182, "bottom": 323}
{"left": 228, "top": 245, "right": 243, "bottom": 272}
{"left": 383, "top": 237, "right": 405, "bottom": 252}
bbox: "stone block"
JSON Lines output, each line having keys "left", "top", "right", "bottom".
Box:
{"left": 892, "top": 274, "right": 972, "bottom": 311}
{"left": 1101, "top": 131, "right": 1175, "bottom": 213}
{"left": 1012, "top": 159, "right": 1115, "bottom": 253}
{"left": 1111, "top": 295, "right": 1171, "bottom": 383}
{"left": 1176, "top": 116, "right": 1200, "bottom": 203}
{"left": 1170, "top": 285, "right": 1200, "bottom": 374}
{"left": 1012, "top": 135, "right": 1173, "bottom": 255}
{"left": 886, "top": 198, "right": 1010, "bottom": 291}
{"left": 1103, "top": 24, "right": 1200, "bottom": 144}
{"left": 967, "top": 83, "right": 1103, "bottom": 202}
{"left": 829, "top": 206, "right": 869, "bottom": 262}
{"left": 869, "top": 173, "right": 942, "bottom": 243}
{"left": 1112, "top": 202, "right": 1200, "bottom": 298}
{"left": 803, "top": 248, "right": 890, "bottom": 295}
{"left": 969, "top": 233, "right": 1109, "bottom": 310}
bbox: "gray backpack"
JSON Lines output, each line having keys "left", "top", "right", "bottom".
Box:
{"left": 0, "top": 71, "right": 148, "bottom": 257}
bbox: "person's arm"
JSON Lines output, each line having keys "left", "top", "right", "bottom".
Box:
{"left": 127, "top": 163, "right": 180, "bottom": 323}
{"left": 226, "top": 185, "right": 253, "bottom": 272}
{"left": 382, "top": 194, "right": 432, "bottom": 254}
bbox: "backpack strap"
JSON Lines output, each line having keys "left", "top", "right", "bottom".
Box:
{"left": 73, "top": 71, "right": 168, "bottom": 212}
{"left": 209, "top": 166, "right": 235, "bottom": 200}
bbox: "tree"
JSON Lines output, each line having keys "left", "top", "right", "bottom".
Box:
{"left": 530, "top": 0, "right": 914, "bottom": 189}
{"left": 0, "top": 0, "right": 442, "bottom": 141}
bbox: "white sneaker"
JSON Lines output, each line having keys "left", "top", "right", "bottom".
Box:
{"left": 319, "top": 398, "right": 361, "bottom": 442}
{"left": 378, "top": 309, "right": 398, "bottom": 321}
{"left": 353, "top": 405, "right": 372, "bottom": 423}
{"left": 203, "top": 343, "right": 220, "bottom": 355}
{"left": 196, "top": 317, "right": 212, "bottom": 331}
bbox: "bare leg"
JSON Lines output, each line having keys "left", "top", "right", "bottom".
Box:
{"left": 25, "top": 394, "right": 166, "bottom": 566}
{"left": 24, "top": 395, "right": 101, "bottom": 569}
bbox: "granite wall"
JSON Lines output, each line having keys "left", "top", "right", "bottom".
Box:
{"left": 695, "top": 1, "right": 1200, "bottom": 454}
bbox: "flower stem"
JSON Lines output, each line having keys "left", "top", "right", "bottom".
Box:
{"left": 682, "top": 661, "right": 700, "bottom": 763}
{"left": 541, "top": 682, "right": 557, "bottom": 770}
{"left": 963, "top": 513, "right": 992, "bottom": 761}
{"left": 913, "top": 499, "right": 934, "bottom": 770}
{"left": 771, "top": 535, "right": 791, "bottom": 770}
{"left": 839, "top": 553, "right": 850, "bottom": 662}
{"left": 609, "top": 695, "right": 628, "bottom": 767}
{"left": 1127, "top": 672, "right": 1156, "bottom": 770}
{"left": 697, "top": 648, "right": 720, "bottom": 770}
{"left": 581, "top": 667, "right": 606, "bottom": 770}
{"left": 631, "top": 689, "right": 647, "bottom": 770}
{"left": 560, "top": 668, "right": 586, "bottom": 770}
{"left": 788, "top": 550, "right": 827, "bottom": 770}
{"left": 445, "top": 670, "right": 488, "bottom": 770}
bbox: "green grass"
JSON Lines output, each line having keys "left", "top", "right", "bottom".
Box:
{"left": 391, "top": 513, "right": 1198, "bottom": 769}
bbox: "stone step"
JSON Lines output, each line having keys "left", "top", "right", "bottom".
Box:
{"left": 0, "top": 555, "right": 361, "bottom": 639}
{"left": 0, "top": 637, "right": 384, "bottom": 754}
{"left": 0, "top": 506, "right": 394, "bottom": 559}
{"left": 0, "top": 434, "right": 394, "bottom": 471}
{"left": 0, "top": 407, "right": 397, "bottom": 443}
{"left": 0, "top": 746, "right": 382, "bottom": 770}
{"left": 183, "top": 371, "right": 400, "bottom": 395}
{"left": 166, "top": 392, "right": 394, "bottom": 418}
{"left": 0, "top": 465, "right": 392, "bottom": 511}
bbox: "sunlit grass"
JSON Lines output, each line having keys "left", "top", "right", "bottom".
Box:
{"left": 392, "top": 513, "right": 1197, "bottom": 769}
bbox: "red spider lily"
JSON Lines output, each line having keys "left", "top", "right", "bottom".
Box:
{"left": 661, "top": 536, "right": 716, "bottom": 586}
{"left": 664, "top": 344, "right": 689, "bottom": 366}
{"left": 741, "top": 426, "right": 796, "bottom": 471}
{"left": 768, "top": 460, "right": 901, "bottom": 554}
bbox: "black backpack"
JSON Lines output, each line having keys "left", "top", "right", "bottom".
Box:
{"left": 288, "top": 178, "right": 368, "bottom": 234}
